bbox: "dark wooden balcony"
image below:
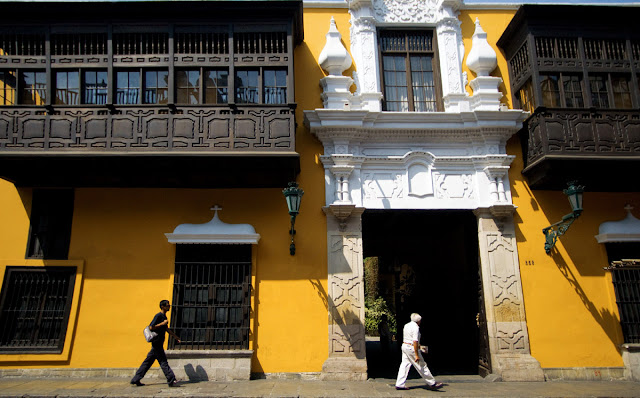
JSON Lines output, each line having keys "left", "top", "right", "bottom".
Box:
{"left": 520, "top": 107, "right": 640, "bottom": 190}
{"left": 0, "top": 104, "right": 298, "bottom": 188}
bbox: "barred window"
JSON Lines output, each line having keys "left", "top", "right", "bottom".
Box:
{"left": 379, "top": 30, "right": 441, "bottom": 112}
{"left": 0, "top": 266, "right": 76, "bottom": 353}
{"left": 169, "top": 244, "right": 252, "bottom": 350}
{"left": 611, "top": 266, "right": 640, "bottom": 343}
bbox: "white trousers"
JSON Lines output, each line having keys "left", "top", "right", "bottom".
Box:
{"left": 395, "top": 343, "right": 436, "bottom": 387}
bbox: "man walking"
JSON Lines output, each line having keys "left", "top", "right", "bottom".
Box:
{"left": 395, "top": 313, "right": 443, "bottom": 391}
{"left": 131, "top": 300, "right": 181, "bottom": 387}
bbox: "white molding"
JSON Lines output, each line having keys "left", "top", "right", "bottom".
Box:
{"left": 595, "top": 206, "right": 640, "bottom": 243}
{"left": 165, "top": 207, "right": 260, "bottom": 245}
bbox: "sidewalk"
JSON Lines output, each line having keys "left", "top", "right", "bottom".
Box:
{"left": 0, "top": 376, "right": 639, "bottom": 398}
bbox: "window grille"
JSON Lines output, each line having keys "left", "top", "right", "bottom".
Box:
{"left": 0, "top": 266, "right": 76, "bottom": 353}
{"left": 175, "top": 32, "right": 229, "bottom": 55}
{"left": 170, "top": 244, "right": 252, "bottom": 350}
{"left": 113, "top": 33, "right": 168, "bottom": 55}
{"left": 234, "top": 32, "right": 287, "bottom": 54}
{"left": 535, "top": 37, "right": 578, "bottom": 59}
{"left": 632, "top": 40, "right": 640, "bottom": 61}
{"left": 611, "top": 266, "right": 640, "bottom": 343}
{"left": 584, "top": 39, "right": 627, "bottom": 60}
{"left": 509, "top": 42, "right": 530, "bottom": 79}
{"left": 0, "top": 33, "right": 45, "bottom": 56}
{"left": 51, "top": 33, "right": 107, "bottom": 56}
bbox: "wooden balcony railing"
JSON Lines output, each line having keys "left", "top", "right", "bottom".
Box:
{"left": 0, "top": 104, "right": 296, "bottom": 154}
{"left": 521, "top": 107, "right": 640, "bottom": 190}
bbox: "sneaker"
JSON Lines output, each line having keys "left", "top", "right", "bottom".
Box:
{"left": 168, "top": 379, "right": 179, "bottom": 387}
{"left": 395, "top": 386, "right": 410, "bottom": 390}
{"left": 130, "top": 380, "right": 145, "bottom": 387}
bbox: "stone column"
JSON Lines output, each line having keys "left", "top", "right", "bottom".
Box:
{"left": 475, "top": 206, "right": 545, "bottom": 381}
{"left": 321, "top": 205, "right": 368, "bottom": 381}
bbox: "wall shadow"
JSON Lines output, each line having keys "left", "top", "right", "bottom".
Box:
{"left": 550, "top": 251, "right": 622, "bottom": 351}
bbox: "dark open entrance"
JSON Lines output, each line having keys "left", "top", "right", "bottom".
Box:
{"left": 363, "top": 210, "right": 481, "bottom": 378}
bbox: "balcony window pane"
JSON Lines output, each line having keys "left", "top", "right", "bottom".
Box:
{"left": 116, "top": 71, "right": 140, "bottom": 105}
{"left": 383, "top": 55, "right": 409, "bottom": 112}
{"left": 612, "top": 75, "right": 633, "bottom": 109}
{"left": 22, "top": 71, "right": 46, "bottom": 105}
{"left": 144, "top": 70, "right": 168, "bottom": 104}
{"left": 204, "top": 70, "right": 228, "bottom": 104}
{"left": 177, "top": 69, "right": 200, "bottom": 104}
{"left": 55, "top": 71, "right": 80, "bottom": 105}
{"left": 263, "top": 69, "right": 286, "bottom": 104}
{"left": 0, "top": 70, "right": 16, "bottom": 105}
{"left": 235, "top": 70, "right": 258, "bottom": 104}
{"left": 589, "top": 74, "right": 610, "bottom": 108}
{"left": 517, "top": 80, "right": 534, "bottom": 113}
{"left": 540, "top": 74, "right": 560, "bottom": 107}
{"left": 83, "top": 70, "right": 107, "bottom": 105}
{"left": 410, "top": 55, "right": 436, "bottom": 112}
{"left": 562, "top": 75, "right": 584, "bottom": 108}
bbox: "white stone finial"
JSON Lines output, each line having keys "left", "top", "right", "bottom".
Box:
{"left": 466, "top": 18, "right": 498, "bottom": 77}
{"left": 318, "top": 17, "right": 352, "bottom": 76}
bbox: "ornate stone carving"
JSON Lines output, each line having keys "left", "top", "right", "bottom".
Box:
{"left": 373, "top": 0, "right": 437, "bottom": 24}
{"left": 435, "top": 173, "right": 474, "bottom": 199}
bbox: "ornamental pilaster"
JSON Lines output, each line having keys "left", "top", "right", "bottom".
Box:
{"left": 474, "top": 207, "right": 544, "bottom": 381}
{"left": 321, "top": 206, "right": 367, "bottom": 380}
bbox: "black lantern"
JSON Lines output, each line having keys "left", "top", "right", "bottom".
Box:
{"left": 283, "top": 182, "right": 304, "bottom": 255}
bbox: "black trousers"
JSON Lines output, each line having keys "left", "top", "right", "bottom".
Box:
{"left": 131, "top": 343, "right": 176, "bottom": 383}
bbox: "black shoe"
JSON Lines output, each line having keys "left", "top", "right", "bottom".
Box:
{"left": 168, "top": 379, "right": 179, "bottom": 387}
{"left": 130, "top": 380, "right": 145, "bottom": 387}
{"left": 395, "top": 386, "right": 410, "bottom": 390}
{"left": 426, "top": 382, "right": 443, "bottom": 391}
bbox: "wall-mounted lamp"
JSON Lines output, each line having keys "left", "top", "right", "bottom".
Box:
{"left": 542, "top": 181, "right": 585, "bottom": 254}
{"left": 283, "top": 182, "right": 304, "bottom": 255}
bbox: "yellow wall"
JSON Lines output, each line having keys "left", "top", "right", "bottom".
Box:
{"left": 459, "top": 9, "right": 637, "bottom": 368}
{"left": 0, "top": 6, "right": 350, "bottom": 374}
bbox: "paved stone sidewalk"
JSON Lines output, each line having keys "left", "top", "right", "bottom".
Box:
{"left": 0, "top": 376, "right": 639, "bottom": 398}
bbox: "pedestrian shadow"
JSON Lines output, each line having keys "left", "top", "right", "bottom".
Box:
{"left": 183, "top": 364, "right": 209, "bottom": 383}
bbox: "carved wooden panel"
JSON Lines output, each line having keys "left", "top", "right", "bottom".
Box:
{"left": 524, "top": 109, "right": 640, "bottom": 167}
{"left": 0, "top": 105, "right": 295, "bottom": 153}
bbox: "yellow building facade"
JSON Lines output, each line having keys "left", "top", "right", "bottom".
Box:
{"left": 0, "top": 0, "right": 639, "bottom": 383}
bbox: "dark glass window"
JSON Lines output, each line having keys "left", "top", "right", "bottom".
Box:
{"left": 21, "top": 71, "right": 46, "bottom": 105}
{"left": 27, "top": 189, "right": 74, "bottom": 260}
{"left": 170, "top": 244, "right": 252, "bottom": 350}
{"left": 144, "top": 70, "right": 169, "bottom": 104}
{"left": 235, "top": 70, "right": 259, "bottom": 104}
{"left": 0, "top": 70, "right": 16, "bottom": 105}
{"left": 589, "top": 74, "right": 610, "bottom": 108}
{"left": 0, "top": 266, "right": 76, "bottom": 353}
{"left": 612, "top": 75, "right": 633, "bottom": 109}
{"left": 540, "top": 73, "right": 584, "bottom": 108}
{"left": 55, "top": 71, "right": 80, "bottom": 105}
{"left": 263, "top": 69, "right": 286, "bottom": 104}
{"left": 84, "top": 70, "right": 108, "bottom": 105}
{"left": 379, "top": 30, "right": 440, "bottom": 112}
{"left": 204, "top": 70, "right": 228, "bottom": 104}
{"left": 116, "top": 70, "right": 140, "bottom": 105}
{"left": 518, "top": 79, "right": 535, "bottom": 113}
{"left": 177, "top": 69, "right": 200, "bottom": 104}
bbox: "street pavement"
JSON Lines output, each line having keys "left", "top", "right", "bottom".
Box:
{"left": 0, "top": 375, "right": 639, "bottom": 397}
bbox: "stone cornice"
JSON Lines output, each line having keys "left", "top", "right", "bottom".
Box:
{"left": 304, "top": 109, "right": 528, "bottom": 129}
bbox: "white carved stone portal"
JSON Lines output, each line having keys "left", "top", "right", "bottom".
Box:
{"left": 305, "top": 0, "right": 543, "bottom": 382}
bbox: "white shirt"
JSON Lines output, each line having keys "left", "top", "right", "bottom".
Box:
{"left": 402, "top": 321, "right": 420, "bottom": 344}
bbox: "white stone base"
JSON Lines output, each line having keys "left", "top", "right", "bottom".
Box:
{"left": 165, "top": 349, "right": 252, "bottom": 381}
{"left": 543, "top": 367, "right": 626, "bottom": 381}
{"left": 492, "top": 354, "right": 545, "bottom": 381}
{"left": 621, "top": 343, "right": 640, "bottom": 381}
{"left": 321, "top": 357, "right": 367, "bottom": 381}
